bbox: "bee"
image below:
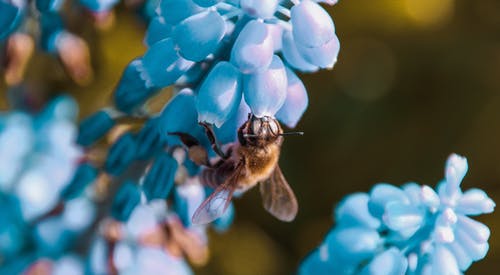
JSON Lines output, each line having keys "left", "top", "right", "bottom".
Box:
{"left": 171, "top": 114, "right": 301, "bottom": 224}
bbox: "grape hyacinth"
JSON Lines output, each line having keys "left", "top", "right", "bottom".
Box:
{"left": 74, "top": 0, "right": 341, "bottom": 272}
{"left": 299, "top": 154, "right": 495, "bottom": 275}
{"left": 0, "top": 96, "right": 97, "bottom": 274}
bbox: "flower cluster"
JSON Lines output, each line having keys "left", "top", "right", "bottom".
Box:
{"left": 114, "top": 0, "right": 340, "bottom": 131}
{"left": 299, "top": 154, "right": 495, "bottom": 275}
{"left": 0, "top": 96, "right": 96, "bottom": 274}
{"left": 74, "top": 0, "right": 341, "bottom": 273}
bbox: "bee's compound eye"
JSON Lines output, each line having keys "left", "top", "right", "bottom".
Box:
{"left": 269, "top": 120, "right": 279, "bottom": 135}
{"left": 252, "top": 119, "right": 262, "bottom": 134}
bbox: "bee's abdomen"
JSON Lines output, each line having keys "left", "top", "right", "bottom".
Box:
{"left": 200, "top": 168, "right": 221, "bottom": 188}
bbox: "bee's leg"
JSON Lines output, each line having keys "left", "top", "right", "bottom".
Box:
{"left": 169, "top": 132, "right": 212, "bottom": 168}
{"left": 199, "top": 122, "right": 229, "bottom": 160}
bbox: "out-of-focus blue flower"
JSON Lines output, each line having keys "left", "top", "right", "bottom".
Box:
{"left": 0, "top": 96, "right": 98, "bottom": 271}
{"left": 299, "top": 154, "right": 495, "bottom": 275}
{"left": 0, "top": 0, "right": 25, "bottom": 41}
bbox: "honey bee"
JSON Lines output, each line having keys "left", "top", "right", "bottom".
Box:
{"left": 171, "top": 114, "right": 301, "bottom": 224}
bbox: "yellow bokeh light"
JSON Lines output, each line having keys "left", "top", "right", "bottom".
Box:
{"left": 404, "top": 0, "right": 455, "bottom": 27}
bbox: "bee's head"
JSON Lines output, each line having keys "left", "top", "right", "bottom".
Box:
{"left": 239, "top": 114, "right": 282, "bottom": 146}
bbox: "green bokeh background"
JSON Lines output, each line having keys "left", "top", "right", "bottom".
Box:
{"left": 2, "top": 0, "right": 500, "bottom": 274}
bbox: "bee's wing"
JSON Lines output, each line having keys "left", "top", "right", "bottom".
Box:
{"left": 259, "top": 166, "right": 298, "bottom": 222}
{"left": 192, "top": 163, "right": 243, "bottom": 225}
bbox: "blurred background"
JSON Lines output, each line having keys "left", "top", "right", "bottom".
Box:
{"left": 2, "top": 0, "right": 500, "bottom": 274}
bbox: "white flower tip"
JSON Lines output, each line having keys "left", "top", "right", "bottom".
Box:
{"left": 434, "top": 226, "right": 455, "bottom": 243}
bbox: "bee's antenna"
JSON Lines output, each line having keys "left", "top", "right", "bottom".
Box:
{"left": 279, "top": 131, "right": 304, "bottom": 136}
{"left": 243, "top": 134, "right": 258, "bottom": 138}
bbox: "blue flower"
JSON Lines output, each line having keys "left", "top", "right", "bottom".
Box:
{"left": 299, "top": 154, "right": 495, "bottom": 274}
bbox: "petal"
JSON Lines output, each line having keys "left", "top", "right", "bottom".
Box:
{"left": 142, "top": 153, "right": 178, "bottom": 201}
{"left": 113, "top": 59, "right": 157, "bottom": 114}
{"left": 144, "top": 16, "right": 173, "bottom": 47}
{"left": 135, "top": 118, "right": 165, "bottom": 160}
{"left": 142, "top": 38, "right": 194, "bottom": 88}
{"left": 159, "top": 88, "right": 209, "bottom": 148}
{"left": 420, "top": 185, "right": 440, "bottom": 211}
{"left": 230, "top": 20, "right": 274, "bottom": 73}
{"left": 383, "top": 201, "right": 424, "bottom": 233}
{"left": 173, "top": 11, "right": 226, "bottom": 62}
{"left": 243, "top": 55, "right": 288, "bottom": 117}
{"left": 276, "top": 67, "right": 309, "bottom": 128}
{"left": 291, "top": 0, "right": 335, "bottom": 48}
{"left": 456, "top": 215, "right": 490, "bottom": 243}
{"left": 281, "top": 30, "right": 319, "bottom": 72}
{"left": 240, "top": 0, "right": 279, "bottom": 19}
{"left": 196, "top": 61, "right": 242, "bottom": 127}
{"left": 334, "top": 193, "right": 380, "bottom": 229}
{"left": 77, "top": 110, "right": 115, "bottom": 146}
{"left": 430, "top": 245, "right": 460, "bottom": 275}
{"left": 61, "top": 163, "right": 98, "bottom": 200}
{"left": 446, "top": 241, "right": 472, "bottom": 271}
{"left": 295, "top": 34, "right": 340, "bottom": 69}
{"left": 360, "top": 248, "right": 408, "bottom": 275}
{"left": 455, "top": 188, "right": 495, "bottom": 215}
{"left": 368, "top": 183, "right": 410, "bottom": 220}
{"left": 156, "top": 0, "right": 203, "bottom": 25}
{"left": 325, "top": 227, "right": 381, "bottom": 265}
{"left": 214, "top": 98, "right": 251, "bottom": 144}
{"left": 105, "top": 133, "right": 137, "bottom": 176}
{"left": 455, "top": 226, "right": 489, "bottom": 261}
{"left": 444, "top": 154, "right": 468, "bottom": 195}
{"left": 111, "top": 181, "right": 141, "bottom": 222}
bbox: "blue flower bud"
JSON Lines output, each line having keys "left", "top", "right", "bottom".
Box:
{"left": 159, "top": 89, "right": 208, "bottom": 148}
{"left": 61, "top": 163, "right": 98, "bottom": 200}
{"left": 77, "top": 110, "right": 115, "bottom": 146}
{"left": 428, "top": 245, "right": 460, "bottom": 275}
{"left": 230, "top": 20, "right": 274, "bottom": 73}
{"left": 360, "top": 248, "right": 408, "bottom": 275}
{"left": 215, "top": 98, "right": 251, "bottom": 144}
{"left": 144, "top": 16, "right": 173, "bottom": 47}
{"left": 174, "top": 181, "right": 205, "bottom": 227}
{"left": 112, "top": 181, "right": 141, "bottom": 221}
{"left": 335, "top": 193, "right": 380, "bottom": 229}
{"left": 156, "top": 0, "right": 203, "bottom": 25}
{"left": 142, "top": 38, "right": 194, "bottom": 88}
{"left": 295, "top": 34, "right": 339, "bottom": 69}
{"left": 291, "top": 0, "right": 335, "bottom": 48}
{"left": 240, "top": 0, "right": 279, "bottom": 19}
{"left": 368, "top": 183, "right": 410, "bottom": 220}
{"left": 173, "top": 11, "right": 226, "bottom": 62}
{"left": 455, "top": 188, "right": 495, "bottom": 215}
{"left": 105, "top": 133, "right": 137, "bottom": 176}
{"left": 142, "top": 38, "right": 195, "bottom": 88}
{"left": 40, "top": 95, "right": 79, "bottom": 121}
{"left": 142, "top": 153, "right": 178, "bottom": 201}
{"left": 276, "top": 67, "right": 308, "bottom": 128}
{"left": 196, "top": 61, "right": 242, "bottom": 127}
{"left": 192, "top": 0, "right": 220, "bottom": 7}
{"left": 325, "top": 226, "right": 381, "bottom": 265}
{"left": 0, "top": 0, "right": 25, "bottom": 41}
{"left": 113, "top": 59, "right": 158, "bottom": 114}
{"left": 281, "top": 30, "right": 318, "bottom": 72}
{"left": 135, "top": 118, "right": 165, "bottom": 159}
{"left": 243, "top": 55, "right": 287, "bottom": 117}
